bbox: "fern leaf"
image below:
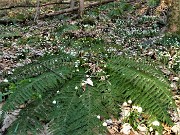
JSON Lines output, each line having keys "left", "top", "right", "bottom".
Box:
{"left": 49, "top": 76, "right": 106, "bottom": 135}
{"left": 3, "top": 66, "right": 73, "bottom": 111}
{"left": 108, "top": 57, "right": 176, "bottom": 125}
{"left": 4, "top": 53, "right": 74, "bottom": 83}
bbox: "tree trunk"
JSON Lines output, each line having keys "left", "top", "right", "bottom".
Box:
{"left": 79, "top": 0, "right": 84, "bottom": 17}
{"left": 168, "top": 0, "right": 180, "bottom": 33}
{"left": 70, "top": 0, "right": 75, "bottom": 8}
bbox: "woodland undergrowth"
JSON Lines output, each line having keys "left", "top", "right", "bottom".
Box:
{"left": 0, "top": 0, "right": 179, "bottom": 135}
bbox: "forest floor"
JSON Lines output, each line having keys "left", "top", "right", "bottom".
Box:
{"left": 0, "top": 0, "right": 179, "bottom": 134}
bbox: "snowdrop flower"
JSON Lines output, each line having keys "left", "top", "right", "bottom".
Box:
{"left": 121, "top": 123, "right": 132, "bottom": 135}
{"left": 76, "top": 69, "right": 79, "bottom": 72}
{"left": 137, "top": 107, "right": 142, "bottom": 113}
{"left": 75, "top": 86, "right": 78, "bottom": 90}
{"left": 84, "top": 78, "right": 93, "bottom": 86}
{"left": 57, "top": 91, "right": 60, "bottom": 93}
{"left": 52, "top": 100, "right": 57, "bottom": 104}
{"left": 97, "top": 115, "right": 101, "bottom": 119}
{"left": 3, "top": 79, "right": 8, "bottom": 83}
{"left": 102, "top": 122, "right": 107, "bottom": 126}
{"left": 127, "top": 100, "right": 132, "bottom": 104}
{"left": 152, "top": 120, "right": 160, "bottom": 126}
{"left": 149, "top": 127, "right": 153, "bottom": 132}
{"left": 122, "top": 102, "right": 128, "bottom": 107}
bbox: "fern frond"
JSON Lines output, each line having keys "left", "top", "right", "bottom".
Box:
{"left": 108, "top": 57, "right": 176, "bottom": 125}
{"left": 5, "top": 53, "right": 74, "bottom": 82}
{"left": 49, "top": 77, "right": 106, "bottom": 135}
{"left": 3, "top": 66, "right": 73, "bottom": 111}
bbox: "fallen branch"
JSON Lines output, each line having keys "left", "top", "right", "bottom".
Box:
{"left": 39, "top": 0, "right": 116, "bottom": 19}
{"left": 0, "top": 0, "right": 116, "bottom": 25}
{"left": 0, "top": 1, "right": 69, "bottom": 10}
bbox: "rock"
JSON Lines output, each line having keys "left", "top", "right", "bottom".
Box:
{"left": 121, "top": 123, "right": 132, "bottom": 135}
{"left": 171, "top": 122, "right": 180, "bottom": 135}
{"left": 137, "top": 124, "right": 147, "bottom": 132}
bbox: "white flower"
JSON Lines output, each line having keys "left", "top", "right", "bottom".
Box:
{"left": 121, "top": 109, "right": 130, "bottom": 117}
{"left": 149, "top": 127, "right": 153, "bottom": 132}
{"left": 122, "top": 102, "right": 128, "bottom": 106}
{"left": 86, "top": 75, "right": 89, "bottom": 77}
{"left": 152, "top": 120, "right": 160, "bottom": 126}
{"left": 97, "top": 115, "right": 101, "bottom": 119}
{"left": 84, "top": 78, "right": 93, "bottom": 86}
{"left": 3, "top": 79, "right": 8, "bottom": 83}
{"left": 102, "top": 122, "right": 107, "bottom": 126}
{"left": 52, "top": 100, "right": 57, "bottom": 104}
{"left": 106, "top": 119, "right": 112, "bottom": 124}
{"left": 132, "top": 106, "right": 137, "bottom": 110}
{"left": 132, "top": 106, "right": 142, "bottom": 113}
{"left": 137, "top": 107, "right": 142, "bottom": 113}
{"left": 57, "top": 91, "right": 60, "bottom": 93}
{"left": 75, "top": 86, "right": 78, "bottom": 90}
{"left": 127, "top": 100, "right": 132, "bottom": 104}
{"left": 121, "top": 123, "right": 132, "bottom": 134}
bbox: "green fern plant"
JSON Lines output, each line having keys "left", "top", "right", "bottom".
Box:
{"left": 0, "top": 53, "right": 176, "bottom": 134}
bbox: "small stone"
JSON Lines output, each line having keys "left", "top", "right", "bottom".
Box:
{"left": 173, "top": 77, "right": 179, "bottom": 82}
{"left": 171, "top": 123, "right": 180, "bottom": 134}
{"left": 121, "top": 123, "right": 132, "bottom": 135}
{"left": 137, "top": 124, "right": 147, "bottom": 132}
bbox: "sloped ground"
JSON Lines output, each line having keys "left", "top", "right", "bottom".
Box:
{"left": 0, "top": 0, "right": 179, "bottom": 134}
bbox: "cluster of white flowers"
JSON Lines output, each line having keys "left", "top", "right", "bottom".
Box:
{"left": 74, "top": 60, "right": 80, "bottom": 68}
{"left": 132, "top": 105, "right": 142, "bottom": 113}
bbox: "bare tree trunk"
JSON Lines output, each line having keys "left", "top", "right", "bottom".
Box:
{"left": 70, "top": 0, "right": 75, "bottom": 8}
{"left": 168, "top": 0, "right": 180, "bottom": 33}
{"left": 34, "top": 0, "right": 40, "bottom": 23}
{"left": 79, "top": 0, "right": 84, "bottom": 17}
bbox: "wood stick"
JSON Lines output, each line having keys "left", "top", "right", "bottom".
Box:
{"left": 39, "top": 0, "right": 116, "bottom": 19}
